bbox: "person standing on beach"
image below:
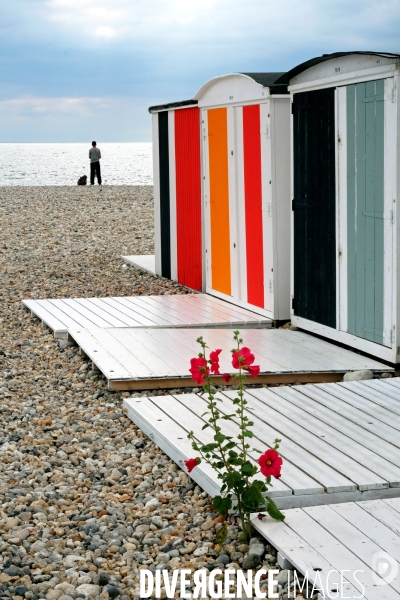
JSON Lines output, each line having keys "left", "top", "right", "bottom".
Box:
{"left": 89, "top": 141, "right": 102, "bottom": 185}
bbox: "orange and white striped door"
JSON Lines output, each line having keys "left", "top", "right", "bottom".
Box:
{"left": 203, "top": 103, "right": 273, "bottom": 317}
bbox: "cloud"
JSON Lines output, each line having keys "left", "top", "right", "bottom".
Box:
{"left": 95, "top": 26, "right": 117, "bottom": 38}
{"left": 1, "top": 0, "right": 400, "bottom": 141}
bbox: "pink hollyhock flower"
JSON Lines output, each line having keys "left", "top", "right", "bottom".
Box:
{"left": 258, "top": 449, "right": 283, "bottom": 479}
{"left": 184, "top": 458, "right": 199, "bottom": 473}
{"left": 189, "top": 357, "right": 209, "bottom": 384}
{"left": 222, "top": 373, "right": 232, "bottom": 383}
{"left": 209, "top": 349, "right": 222, "bottom": 375}
{"left": 232, "top": 347, "right": 255, "bottom": 369}
{"left": 247, "top": 365, "right": 260, "bottom": 377}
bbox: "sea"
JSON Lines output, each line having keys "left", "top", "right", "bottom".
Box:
{"left": 0, "top": 143, "right": 153, "bottom": 186}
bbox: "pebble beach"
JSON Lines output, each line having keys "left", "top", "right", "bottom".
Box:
{"left": 0, "top": 186, "right": 295, "bottom": 600}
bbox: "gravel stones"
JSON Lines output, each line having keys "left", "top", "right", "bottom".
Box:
{"left": 0, "top": 185, "right": 287, "bottom": 599}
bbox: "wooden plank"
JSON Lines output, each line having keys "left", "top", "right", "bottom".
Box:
{"left": 123, "top": 397, "right": 220, "bottom": 497}
{"left": 383, "top": 497, "right": 400, "bottom": 515}
{"left": 122, "top": 296, "right": 190, "bottom": 326}
{"left": 331, "top": 501, "right": 400, "bottom": 563}
{"left": 121, "top": 255, "right": 156, "bottom": 275}
{"left": 29, "top": 299, "right": 82, "bottom": 330}
{"left": 150, "top": 395, "right": 292, "bottom": 498}
{"left": 60, "top": 298, "right": 118, "bottom": 327}
{"left": 359, "top": 378, "right": 400, "bottom": 400}
{"left": 48, "top": 299, "right": 110, "bottom": 328}
{"left": 82, "top": 298, "right": 146, "bottom": 327}
{"left": 223, "top": 389, "right": 388, "bottom": 491}
{"left": 253, "top": 515, "right": 361, "bottom": 598}
{"left": 269, "top": 384, "right": 400, "bottom": 468}
{"left": 303, "top": 504, "right": 400, "bottom": 596}
{"left": 74, "top": 328, "right": 157, "bottom": 379}
{"left": 214, "top": 392, "right": 357, "bottom": 494}
{"left": 290, "top": 383, "right": 400, "bottom": 448}
{"left": 199, "top": 294, "right": 269, "bottom": 321}
{"left": 273, "top": 328, "right": 388, "bottom": 370}
{"left": 338, "top": 380, "right": 400, "bottom": 416}
{"left": 317, "top": 382, "right": 400, "bottom": 430}
{"left": 185, "top": 294, "right": 269, "bottom": 323}
{"left": 215, "top": 391, "right": 360, "bottom": 493}
{"left": 72, "top": 298, "right": 131, "bottom": 327}
{"left": 110, "top": 297, "right": 168, "bottom": 326}
{"left": 382, "top": 377, "right": 400, "bottom": 389}
{"left": 143, "top": 295, "right": 216, "bottom": 325}
{"left": 246, "top": 387, "right": 400, "bottom": 487}
{"left": 99, "top": 297, "right": 159, "bottom": 326}
{"left": 176, "top": 393, "right": 324, "bottom": 496}
{"left": 105, "top": 329, "right": 181, "bottom": 377}
{"left": 107, "top": 372, "right": 344, "bottom": 391}
{"left": 119, "top": 329, "right": 194, "bottom": 373}
{"left": 67, "top": 329, "right": 132, "bottom": 380}
{"left": 22, "top": 299, "right": 69, "bottom": 337}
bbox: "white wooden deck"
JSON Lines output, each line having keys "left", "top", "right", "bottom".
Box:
{"left": 122, "top": 254, "right": 156, "bottom": 275}
{"left": 22, "top": 293, "right": 271, "bottom": 339}
{"left": 70, "top": 327, "right": 391, "bottom": 390}
{"left": 123, "top": 379, "right": 400, "bottom": 507}
{"left": 255, "top": 499, "right": 400, "bottom": 599}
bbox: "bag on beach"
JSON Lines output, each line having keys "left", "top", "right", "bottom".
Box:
{"left": 77, "top": 175, "right": 87, "bottom": 186}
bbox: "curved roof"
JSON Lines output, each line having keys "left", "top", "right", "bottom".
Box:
{"left": 275, "top": 51, "right": 400, "bottom": 84}
{"left": 194, "top": 72, "right": 288, "bottom": 99}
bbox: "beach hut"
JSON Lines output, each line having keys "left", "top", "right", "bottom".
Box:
{"left": 276, "top": 51, "right": 400, "bottom": 362}
{"left": 149, "top": 99, "right": 202, "bottom": 292}
{"left": 150, "top": 72, "right": 291, "bottom": 321}
{"left": 195, "top": 73, "right": 290, "bottom": 320}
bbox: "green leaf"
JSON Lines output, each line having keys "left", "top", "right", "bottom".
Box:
{"left": 266, "top": 497, "right": 285, "bottom": 521}
{"left": 201, "top": 443, "right": 218, "bottom": 452}
{"left": 228, "top": 450, "right": 238, "bottom": 458}
{"left": 223, "top": 442, "right": 236, "bottom": 451}
{"left": 225, "top": 471, "right": 242, "bottom": 486}
{"left": 214, "top": 434, "right": 227, "bottom": 443}
{"left": 201, "top": 423, "right": 210, "bottom": 430}
{"left": 233, "top": 399, "right": 240, "bottom": 405}
{"left": 228, "top": 457, "right": 243, "bottom": 466}
{"left": 222, "top": 414, "right": 236, "bottom": 420}
{"left": 252, "top": 480, "right": 267, "bottom": 493}
{"left": 243, "top": 431, "right": 254, "bottom": 438}
{"left": 241, "top": 461, "right": 256, "bottom": 475}
{"left": 212, "top": 495, "right": 232, "bottom": 516}
{"left": 242, "top": 484, "right": 265, "bottom": 511}
{"left": 215, "top": 523, "right": 228, "bottom": 545}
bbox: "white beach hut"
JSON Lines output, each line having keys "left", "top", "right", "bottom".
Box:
{"left": 278, "top": 51, "right": 400, "bottom": 362}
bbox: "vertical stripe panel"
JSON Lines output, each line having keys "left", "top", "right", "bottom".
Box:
{"left": 208, "top": 108, "right": 231, "bottom": 295}
{"left": 347, "top": 80, "right": 385, "bottom": 345}
{"left": 175, "top": 107, "right": 202, "bottom": 291}
{"left": 243, "top": 104, "right": 264, "bottom": 308}
{"left": 158, "top": 111, "right": 171, "bottom": 279}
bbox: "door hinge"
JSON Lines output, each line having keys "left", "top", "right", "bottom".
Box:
{"left": 292, "top": 298, "right": 295, "bottom": 310}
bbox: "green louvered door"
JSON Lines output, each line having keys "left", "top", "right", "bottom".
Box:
{"left": 347, "top": 80, "right": 385, "bottom": 345}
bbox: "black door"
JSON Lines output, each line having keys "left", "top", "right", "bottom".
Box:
{"left": 293, "top": 88, "right": 336, "bottom": 328}
{"left": 158, "top": 111, "right": 171, "bottom": 279}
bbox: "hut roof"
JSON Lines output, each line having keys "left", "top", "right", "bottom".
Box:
{"left": 275, "top": 51, "right": 400, "bottom": 85}
{"left": 148, "top": 72, "right": 289, "bottom": 113}
{"left": 148, "top": 99, "right": 198, "bottom": 113}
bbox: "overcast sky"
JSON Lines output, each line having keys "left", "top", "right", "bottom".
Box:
{"left": 1, "top": 0, "right": 399, "bottom": 142}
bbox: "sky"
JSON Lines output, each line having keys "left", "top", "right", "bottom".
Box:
{"left": 1, "top": 0, "right": 399, "bottom": 142}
